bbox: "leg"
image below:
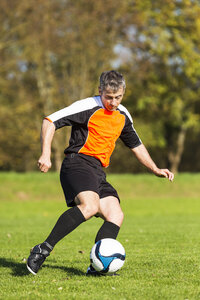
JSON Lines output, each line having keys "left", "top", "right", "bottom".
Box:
{"left": 45, "top": 190, "right": 99, "bottom": 247}
{"left": 27, "top": 155, "right": 102, "bottom": 275}
{"left": 95, "top": 196, "right": 124, "bottom": 242}
{"left": 74, "top": 190, "right": 100, "bottom": 220}
{"left": 86, "top": 196, "right": 124, "bottom": 276}
{"left": 27, "top": 190, "right": 99, "bottom": 275}
{"left": 98, "top": 196, "right": 124, "bottom": 226}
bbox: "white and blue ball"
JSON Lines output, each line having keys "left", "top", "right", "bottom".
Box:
{"left": 90, "top": 238, "right": 126, "bottom": 274}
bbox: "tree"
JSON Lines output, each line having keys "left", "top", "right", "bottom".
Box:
{"left": 121, "top": 0, "right": 200, "bottom": 172}
{"left": 0, "top": 0, "right": 131, "bottom": 171}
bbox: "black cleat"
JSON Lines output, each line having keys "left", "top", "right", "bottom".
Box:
{"left": 86, "top": 265, "right": 104, "bottom": 276}
{"left": 26, "top": 244, "right": 50, "bottom": 275}
{"left": 86, "top": 265, "right": 119, "bottom": 277}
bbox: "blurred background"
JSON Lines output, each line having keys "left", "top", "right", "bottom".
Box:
{"left": 0, "top": 0, "right": 199, "bottom": 173}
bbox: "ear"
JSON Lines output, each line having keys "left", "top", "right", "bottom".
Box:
{"left": 98, "top": 87, "right": 102, "bottom": 95}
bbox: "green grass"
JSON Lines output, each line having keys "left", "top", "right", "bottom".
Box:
{"left": 0, "top": 172, "right": 200, "bottom": 299}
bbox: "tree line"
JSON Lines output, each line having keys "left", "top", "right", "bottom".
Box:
{"left": 0, "top": 0, "right": 200, "bottom": 173}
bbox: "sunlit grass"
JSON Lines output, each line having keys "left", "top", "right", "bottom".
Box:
{"left": 0, "top": 172, "right": 200, "bottom": 299}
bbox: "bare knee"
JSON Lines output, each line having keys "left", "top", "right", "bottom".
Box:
{"left": 99, "top": 196, "right": 124, "bottom": 227}
{"left": 118, "top": 210, "right": 124, "bottom": 225}
{"left": 79, "top": 202, "right": 99, "bottom": 220}
{"left": 107, "top": 210, "right": 124, "bottom": 227}
{"left": 75, "top": 191, "right": 100, "bottom": 220}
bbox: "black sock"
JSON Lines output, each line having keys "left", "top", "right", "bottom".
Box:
{"left": 42, "top": 206, "right": 85, "bottom": 249}
{"left": 95, "top": 221, "right": 120, "bottom": 243}
{"left": 40, "top": 241, "right": 54, "bottom": 252}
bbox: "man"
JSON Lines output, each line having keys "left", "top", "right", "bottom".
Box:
{"left": 27, "top": 70, "right": 174, "bottom": 275}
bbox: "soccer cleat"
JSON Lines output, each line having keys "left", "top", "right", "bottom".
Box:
{"left": 86, "top": 265, "right": 103, "bottom": 276}
{"left": 26, "top": 244, "right": 50, "bottom": 275}
{"left": 86, "top": 265, "right": 119, "bottom": 276}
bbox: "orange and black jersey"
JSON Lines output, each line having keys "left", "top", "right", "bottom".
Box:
{"left": 46, "top": 96, "right": 142, "bottom": 167}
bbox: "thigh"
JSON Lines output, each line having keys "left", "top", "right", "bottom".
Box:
{"left": 98, "top": 196, "right": 124, "bottom": 227}
{"left": 60, "top": 155, "right": 99, "bottom": 207}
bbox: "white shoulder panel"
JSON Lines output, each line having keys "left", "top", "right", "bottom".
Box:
{"left": 118, "top": 104, "right": 133, "bottom": 123}
{"left": 47, "top": 97, "right": 100, "bottom": 122}
{"left": 93, "top": 96, "right": 104, "bottom": 108}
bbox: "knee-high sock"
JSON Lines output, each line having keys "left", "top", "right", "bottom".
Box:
{"left": 95, "top": 221, "right": 120, "bottom": 243}
{"left": 42, "top": 207, "right": 85, "bottom": 250}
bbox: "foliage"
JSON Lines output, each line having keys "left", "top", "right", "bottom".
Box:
{"left": 0, "top": 0, "right": 200, "bottom": 172}
{"left": 121, "top": 0, "right": 200, "bottom": 172}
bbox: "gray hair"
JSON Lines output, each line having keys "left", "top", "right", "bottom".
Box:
{"left": 99, "top": 70, "right": 126, "bottom": 92}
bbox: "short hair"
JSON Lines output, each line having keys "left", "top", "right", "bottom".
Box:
{"left": 99, "top": 70, "right": 126, "bottom": 92}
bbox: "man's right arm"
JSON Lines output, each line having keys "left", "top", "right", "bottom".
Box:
{"left": 38, "top": 119, "right": 56, "bottom": 173}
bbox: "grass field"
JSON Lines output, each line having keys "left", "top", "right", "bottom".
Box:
{"left": 1, "top": 172, "right": 200, "bottom": 300}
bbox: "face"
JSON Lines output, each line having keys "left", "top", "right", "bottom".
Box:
{"left": 99, "top": 86, "right": 124, "bottom": 111}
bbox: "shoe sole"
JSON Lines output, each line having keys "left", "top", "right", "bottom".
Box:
{"left": 26, "top": 264, "right": 37, "bottom": 275}
{"left": 86, "top": 272, "right": 104, "bottom": 276}
{"left": 86, "top": 272, "right": 119, "bottom": 276}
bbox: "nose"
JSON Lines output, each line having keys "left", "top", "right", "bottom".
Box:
{"left": 111, "top": 98, "right": 117, "bottom": 106}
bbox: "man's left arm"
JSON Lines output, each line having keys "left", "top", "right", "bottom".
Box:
{"left": 131, "top": 144, "right": 174, "bottom": 181}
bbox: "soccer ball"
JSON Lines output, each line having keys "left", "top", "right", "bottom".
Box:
{"left": 90, "top": 238, "right": 126, "bottom": 274}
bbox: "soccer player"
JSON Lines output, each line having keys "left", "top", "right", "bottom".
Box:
{"left": 27, "top": 70, "right": 174, "bottom": 275}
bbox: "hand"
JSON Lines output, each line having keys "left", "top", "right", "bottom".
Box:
{"left": 37, "top": 155, "right": 52, "bottom": 173}
{"left": 153, "top": 168, "right": 174, "bottom": 182}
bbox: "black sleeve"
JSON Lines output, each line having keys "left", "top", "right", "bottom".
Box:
{"left": 45, "top": 99, "right": 99, "bottom": 130}
{"left": 53, "top": 110, "right": 90, "bottom": 130}
{"left": 120, "top": 115, "right": 142, "bottom": 148}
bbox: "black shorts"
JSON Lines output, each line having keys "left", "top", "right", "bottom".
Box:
{"left": 60, "top": 153, "right": 120, "bottom": 207}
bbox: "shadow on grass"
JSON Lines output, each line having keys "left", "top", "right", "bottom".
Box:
{"left": 0, "top": 257, "right": 29, "bottom": 277}
{"left": 44, "top": 263, "right": 85, "bottom": 276}
{"left": 0, "top": 257, "right": 85, "bottom": 277}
